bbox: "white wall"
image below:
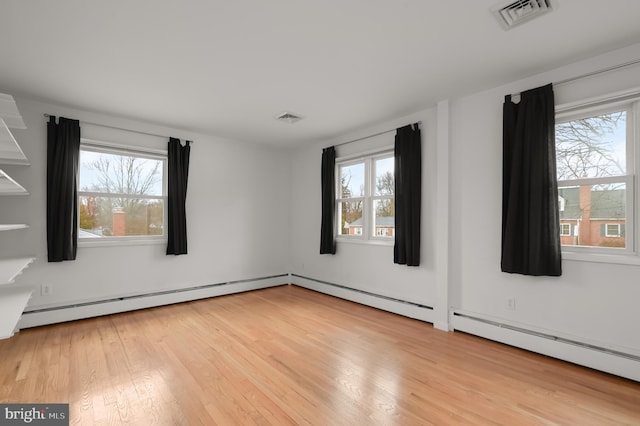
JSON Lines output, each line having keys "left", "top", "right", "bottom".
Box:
{"left": 449, "top": 42, "right": 640, "bottom": 358}
{"left": 0, "top": 97, "right": 291, "bottom": 313}
{"left": 4, "top": 41, "right": 640, "bottom": 379}
{"left": 288, "top": 43, "right": 640, "bottom": 379}
{"left": 289, "top": 107, "right": 441, "bottom": 321}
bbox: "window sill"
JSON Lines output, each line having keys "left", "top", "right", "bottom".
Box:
{"left": 562, "top": 250, "right": 640, "bottom": 266}
{"left": 336, "top": 237, "right": 394, "bottom": 247}
{"left": 79, "top": 237, "right": 166, "bottom": 248}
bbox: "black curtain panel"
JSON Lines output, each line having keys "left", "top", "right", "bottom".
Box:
{"left": 394, "top": 124, "right": 421, "bottom": 266}
{"left": 502, "top": 83, "right": 562, "bottom": 276}
{"left": 47, "top": 116, "right": 81, "bottom": 262}
{"left": 320, "top": 146, "right": 336, "bottom": 254}
{"left": 166, "top": 138, "right": 191, "bottom": 255}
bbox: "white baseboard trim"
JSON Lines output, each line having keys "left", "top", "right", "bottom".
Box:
{"left": 291, "top": 274, "right": 434, "bottom": 324}
{"left": 451, "top": 311, "right": 640, "bottom": 382}
{"left": 18, "top": 275, "right": 288, "bottom": 330}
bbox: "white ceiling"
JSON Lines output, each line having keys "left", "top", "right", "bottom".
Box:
{"left": 2, "top": 1, "right": 640, "bottom": 147}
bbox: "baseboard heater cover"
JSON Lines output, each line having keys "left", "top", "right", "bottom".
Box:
{"left": 19, "top": 274, "right": 288, "bottom": 329}
{"left": 291, "top": 274, "right": 434, "bottom": 323}
{"left": 452, "top": 311, "right": 640, "bottom": 382}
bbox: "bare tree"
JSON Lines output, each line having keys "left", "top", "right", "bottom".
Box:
{"left": 376, "top": 170, "right": 394, "bottom": 217}
{"left": 88, "top": 156, "right": 160, "bottom": 205}
{"left": 339, "top": 171, "right": 363, "bottom": 234}
{"left": 556, "top": 112, "right": 624, "bottom": 180}
{"left": 83, "top": 155, "right": 162, "bottom": 235}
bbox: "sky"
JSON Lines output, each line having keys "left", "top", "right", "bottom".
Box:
{"left": 340, "top": 155, "right": 393, "bottom": 198}
{"left": 79, "top": 150, "right": 164, "bottom": 195}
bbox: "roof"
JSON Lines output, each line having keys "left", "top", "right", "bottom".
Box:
{"left": 559, "top": 187, "right": 625, "bottom": 220}
{"left": 348, "top": 216, "right": 395, "bottom": 227}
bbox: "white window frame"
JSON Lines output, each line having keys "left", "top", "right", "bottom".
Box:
{"left": 78, "top": 139, "right": 168, "bottom": 247}
{"left": 556, "top": 93, "right": 640, "bottom": 264}
{"left": 336, "top": 149, "right": 394, "bottom": 244}
{"left": 560, "top": 223, "right": 572, "bottom": 236}
{"left": 605, "top": 223, "right": 622, "bottom": 237}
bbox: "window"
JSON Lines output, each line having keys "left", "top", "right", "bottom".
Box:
{"left": 337, "top": 152, "right": 394, "bottom": 241}
{"left": 78, "top": 141, "right": 166, "bottom": 242}
{"left": 605, "top": 223, "right": 622, "bottom": 237}
{"left": 556, "top": 98, "right": 638, "bottom": 254}
{"left": 560, "top": 223, "right": 572, "bottom": 236}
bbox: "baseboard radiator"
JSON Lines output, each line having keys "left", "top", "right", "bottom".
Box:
{"left": 19, "top": 274, "right": 288, "bottom": 330}
{"left": 291, "top": 274, "right": 434, "bottom": 324}
{"left": 452, "top": 311, "right": 640, "bottom": 382}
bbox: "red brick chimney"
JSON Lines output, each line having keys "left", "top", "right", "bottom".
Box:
{"left": 113, "top": 209, "right": 126, "bottom": 236}
{"left": 579, "top": 184, "right": 592, "bottom": 245}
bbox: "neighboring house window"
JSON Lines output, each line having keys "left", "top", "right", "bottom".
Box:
{"left": 556, "top": 97, "right": 638, "bottom": 253}
{"left": 560, "top": 223, "right": 572, "bottom": 236}
{"left": 604, "top": 223, "right": 622, "bottom": 237}
{"left": 78, "top": 141, "right": 166, "bottom": 242}
{"left": 337, "top": 152, "right": 394, "bottom": 241}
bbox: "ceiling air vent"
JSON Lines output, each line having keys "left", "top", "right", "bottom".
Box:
{"left": 276, "top": 111, "right": 304, "bottom": 124}
{"left": 492, "top": 0, "right": 556, "bottom": 30}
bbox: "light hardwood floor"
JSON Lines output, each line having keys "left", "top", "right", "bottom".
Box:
{"left": 1, "top": 285, "right": 639, "bottom": 425}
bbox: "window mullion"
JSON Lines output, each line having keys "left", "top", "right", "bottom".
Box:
{"left": 365, "top": 157, "right": 371, "bottom": 239}
{"left": 78, "top": 191, "right": 163, "bottom": 200}
{"left": 629, "top": 115, "right": 636, "bottom": 254}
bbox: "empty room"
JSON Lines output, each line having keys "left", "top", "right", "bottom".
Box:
{"left": 1, "top": 1, "right": 640, "bottom": 424}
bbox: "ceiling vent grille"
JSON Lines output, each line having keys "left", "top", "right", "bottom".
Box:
{"left": 492, "top": 0, "right": 556, "bottom": 30}
{"left": 276, "top": 112, "right": 304, "bottom": 124}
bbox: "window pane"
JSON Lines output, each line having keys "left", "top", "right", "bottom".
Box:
{"left": 79, "top": 196, "right": 164, "bottom": 237}
{"left": 339, "top": 162, "right": 365, "bottom": 198}
{"left": 558, "top": 183, "right": 626, "bottom": 248}
{"left": 375, "top": 157, "right": 394, "bottom": 196}
{"left": 338, "top": 201, "right": 363, "bottom": 236}
{"left": 556, "top": 111, "right": 626, "bottom": 180}
{"left": 374, "top": 199, "right": 394, "bottom": 238}
{"left": 80, "top": 150, "right": 163, "bottom": 196}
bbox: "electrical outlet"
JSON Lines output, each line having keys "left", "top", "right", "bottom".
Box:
{"left": 506, "top": 297, "right": 516, "bottom": 311}
{"left": 41, "top": 284, "right": 53, "bottom": 296}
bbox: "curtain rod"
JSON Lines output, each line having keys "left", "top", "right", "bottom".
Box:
{"left": 43, "top": 113, "right": 192, "bottom": 142}
{"left": 511, "top": 58, "right": 640, "bottom": 97}
{"left": 333, "top": 121, "right": 421, "bottom": 148}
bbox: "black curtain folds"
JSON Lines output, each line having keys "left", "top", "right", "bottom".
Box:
{"left": 166, "top": 137, "right": 191, "bottom": 255}
{"left": 502, "top": 83, "right": 562, "bottom": 276}
{"left": 320, "top": 146, "right": 336, "bottom": 254}
{"left": 394, "top": 124, "right": 421, "bottom": 266}
{"left": 47, "top": 116, "right": 81, "bottom": 262}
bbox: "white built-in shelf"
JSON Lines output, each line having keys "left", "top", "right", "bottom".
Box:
{"left": 0, "top": 257, "right": 35, "bottom": 286}
{"left": 0, "top": 94, "right": 32, "bottom": 340}
{"left": 0, "top": 118, "right": 29, "bottom": 165}
{"left": 0, "top": 284, "right": 34, "bottom": 339}
{"left": 0, "top": 93, "right": 26, "bottom": 130}
{"left": 0, "top": 169, "right": 28, "bottom": 195}
{"left": 0, "top": 224, "right": 29, "bottom": 231}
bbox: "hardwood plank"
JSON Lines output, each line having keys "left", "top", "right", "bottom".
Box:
{"left": 0, "top": 285, "right": 638, "bottom": 425}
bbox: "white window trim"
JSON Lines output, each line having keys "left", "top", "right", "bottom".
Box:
{"left": 560, "top": 223, "right": 572, "bottom": 236}
{"left": 336, "top": 149, "right": 394, "bottom": 245}
{"left": 555, "top": 90, "right": 640, "bottom": 265}
{"left": 78, "top": 138, "right": 168, "bottom": 247}
{"left": 605, "top": 223, "right": 622, "bottom": 237}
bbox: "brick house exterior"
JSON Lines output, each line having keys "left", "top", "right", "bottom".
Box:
{"left": 559, "top": 185, "right": 625, "bottom": 248}
{"left": 347, "top": 216, "right": 395, "bottom": 237}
